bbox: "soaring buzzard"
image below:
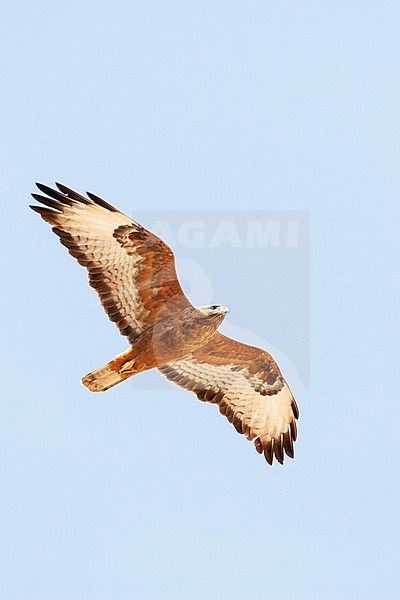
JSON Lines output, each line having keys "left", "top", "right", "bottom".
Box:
{"left": 30, "top": 183, "right": 299, "bottom": 465}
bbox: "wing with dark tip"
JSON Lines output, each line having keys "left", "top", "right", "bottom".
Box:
{"left": 158, "top": 333, "right": 299, "bottom": 465}
{"left": 30, "top": 183, "right": 191, "bottom": 343}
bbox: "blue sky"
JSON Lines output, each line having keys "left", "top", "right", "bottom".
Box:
{"left": 2, "top": 1, "right": 399, "bottom": 598}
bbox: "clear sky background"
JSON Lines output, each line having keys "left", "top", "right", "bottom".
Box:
{"left": 1, "top": 1, "right": 399, "bottom": 599}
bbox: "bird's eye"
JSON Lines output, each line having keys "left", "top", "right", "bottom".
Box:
{"left": 210, "top": 305, "right": 218, "bottom": 310}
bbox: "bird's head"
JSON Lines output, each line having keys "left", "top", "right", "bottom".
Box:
{"left": 197, "top": 304, "right": 230, "bottom": 319}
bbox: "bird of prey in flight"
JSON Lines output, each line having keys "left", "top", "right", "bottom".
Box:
{"left": 30, "top": 183, "right": 298, "bottom": 465}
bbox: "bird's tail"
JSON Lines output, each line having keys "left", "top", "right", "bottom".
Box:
{"left": 81, "top": 347, "right": 138, "bottom": 393}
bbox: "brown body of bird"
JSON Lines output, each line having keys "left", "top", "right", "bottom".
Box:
{"left": 82, "top": 305, "right": 227, "bottom": 392}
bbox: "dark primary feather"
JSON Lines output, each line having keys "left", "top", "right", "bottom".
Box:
{"left": 55, "top": 182, "right": 91, "bottom": 204}
{"left": 35, "top": 183, "right": 75, "bottom": 206}
{"left": 86, "top": 191, "right": 118, "bottom": 212}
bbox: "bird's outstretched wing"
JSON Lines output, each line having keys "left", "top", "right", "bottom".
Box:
{"left": 30, "top": 183, "right": 191, "bottom": 343}
{"left": 159, "top": 333, "right": 299, "bottom": 464}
